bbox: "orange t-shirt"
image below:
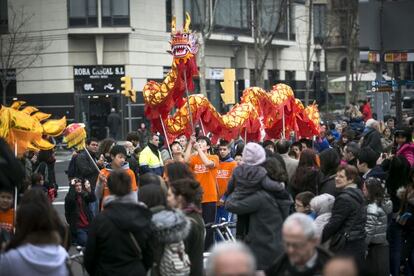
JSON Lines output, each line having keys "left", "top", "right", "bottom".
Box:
{"left": 217, "top": 160, "right": 237, "bottom": 199}
{"left": 189, "top": 154, "right": 219, "bottom": 203}
{"left": 99, "top": 168, "right": 138, "bottom": 206}
{"left": 0, "top": 209, "right": 14, "bottom": 233}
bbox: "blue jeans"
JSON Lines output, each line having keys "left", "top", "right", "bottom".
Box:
{"left": 76, "top": 228, "right": 88, "bottom": 247}
{"left": 89, "top": 201, "right": 98, "bottom": 217}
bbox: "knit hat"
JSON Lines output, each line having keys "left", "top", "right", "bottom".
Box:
{"left": 242, "top": 142, "right": 266, "bottom": 166}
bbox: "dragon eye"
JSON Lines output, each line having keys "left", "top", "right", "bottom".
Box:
{"left": 183, "top": 34, "right": 188, "bottom": 38}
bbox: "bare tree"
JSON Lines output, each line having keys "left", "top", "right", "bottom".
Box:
{"left": 192, "top": 0, "right": 220, "bottom": 96}
{"left": 304, "top": 0, "right": 313, "bottom": 105}
{"left": 251, "top": 0, "right": 288, "bottom": 88}
{"left": 0, "top": 6, "right": 47, "bottom": 105}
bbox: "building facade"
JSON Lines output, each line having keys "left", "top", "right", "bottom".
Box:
{"left": 0, "top": 0, "right": 325, "bottom": 139}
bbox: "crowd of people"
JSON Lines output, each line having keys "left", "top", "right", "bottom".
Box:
{"left": 0, "top": 103, "right": 414, "bottom": 275}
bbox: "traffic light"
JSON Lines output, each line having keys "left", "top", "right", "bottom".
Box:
{"left": 121, "top": 76, "right": 132, "bottom": 97}
{"left": 220, "top": 69, "right": 236, "bottom": 105}
{"left": 130, "top": 89, "right": 136, "bottom": 103}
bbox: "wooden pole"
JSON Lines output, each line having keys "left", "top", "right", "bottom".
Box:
{"left": 159, "top": 115, "right": 173, "bottom": 158}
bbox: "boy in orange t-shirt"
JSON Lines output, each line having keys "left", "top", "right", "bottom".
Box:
{"left": 216, "top": 139, "right": 237, "bottom": 222}
{"left": 96, "top": 145, "right": 138, "bottom": 211}
{"left": 0, "top": 188, "right": 14, "bottom": 245}
{"left": 185, "top": 135, "right": 218, "bottom": 249}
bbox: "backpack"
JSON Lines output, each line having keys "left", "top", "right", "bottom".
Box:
{"left": 66, "top": 154, "right": 78, "bottom": 179}
{"left": 159, "top": 241, "right": 191, "bottom": 276}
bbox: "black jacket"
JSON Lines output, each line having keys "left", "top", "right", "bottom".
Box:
{"left": 75, "top": 150, "right": 100, "bottom": 189}
{"left": 363, "top": 165, "right": 387, "bottom": 182}
{"left": 319, "top": 174, "right": 337, "bottom": 196}
{"left": 84, "top": 200, "right": 153, "bottom": 276}
{"left": 184, "top": 211, "right": 205, "bottom": 276}
{"left": 361, "top": 128, "right": 383, "bottom": 154}
{"left": 265, "top": 247, "right": 331, "bottom": 276}
{"left": 322, "top": 187, "right": 366, "bottom": 244}
{"left": 64, "top": 186, "right": 96, "bottom": 236}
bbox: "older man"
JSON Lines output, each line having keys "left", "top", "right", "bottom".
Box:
{"left": 276, "top": 139, "right": 298, "bottom": 184}
{"left": 265, "top": 213, "right": 331, "bottom": 276}
{"left": 361, "top": 118, "right": 383, "bottom": 154}
{"left": 138, "top": 134, "right": 164, "bottom": 176}
{"left": 206, "top": 242, "right": 256, "bottom": 276}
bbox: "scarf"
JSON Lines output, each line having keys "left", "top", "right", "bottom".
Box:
{"left": 148, "top": 143, "right": 160, "bottom": 161}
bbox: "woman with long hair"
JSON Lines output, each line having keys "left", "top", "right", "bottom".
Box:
{"left": 319, "top": 148, "right": 341, "bottom": 196}
{"left": 290, "top": 149, "right": 322, "bottom": 197}
{"left": 164, "top": 161, "right": 195, "bottom": 183}
{"left": 168, "top": 178, "right": 205, "bottom": 276}
{"left": 0, "top": 189, "right": 69, "bottom": 276}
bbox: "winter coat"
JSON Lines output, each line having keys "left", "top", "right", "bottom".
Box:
{"left": 150, "top": 207, "right": 190, "bottom": 276}
{"left": 322, "top": 186, "right": 367, "bottom": 249}
{"left": 363, "top": 165, "right": 388, "bottom": 182}
{"left": 265, "top": 246, "right": 331, "bottom": 276}
{"left": 319, "top": 174, "right": 337, "bottom": 196}
{"left": 361, "top": 127, "right": 383, "bottom": 154}
{"left": 64, "top": 186, "right": 96, "bottom": 237}
{"left": 365, "top": 200, "right": 393, "bottom": 245}
{"left": 184, "top": 209, "right": 205, "bottom": 276}
{"left": 397, "top": 143, "right": 414, "bottom": 167}
{"left": 226, "top": 190, "right": 292, "bottom": 270}
{"left": 75, "top": 150, "right": 100, "bottom": 188}
{"left": 84, "top": 193, "right": 153, "bottom": 276}
{"left": 0, "top": 244, "right": 69, "bottom": 276}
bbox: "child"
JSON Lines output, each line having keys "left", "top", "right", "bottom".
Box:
{"left": 310, "top": 193, "right": 335, "bottom": 238}
{"left": 31, "top": 173, "right": 47, "bottom": 194}
{"left": 364, "top": 177, "right": 392, "bottom": 276}
{"left": 295, "top": 191, "right": 316, "bottom": 219}
{"left": 0, "top": 188, "right": 14, "bottom": 248}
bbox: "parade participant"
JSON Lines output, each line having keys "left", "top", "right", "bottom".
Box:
{"left": 363, "top": 177, "right": 392, "bottom": 276}
{"left": 95, "top": 145, "right": 138, "bottom": 211}
{"left": 85, "top": 170, "right": 153, "bottom": 275}
{"left": 206, "top": 241, "right": 256, "bottom": 276}
{"left": 0, "top": 190, "right": 69, "bottom": 276}
{"left": 265, "top": 213, "right": 331, "bottom": 276}
{"left": 184, "top": 135, "right": 219, "bottom": 250}
{"left": 64, "top": 178, "right": 96, "bottom": 246}
{"left": 216, "top": 139, "right": 237, "bottom": 222}
{"left": 168, "top": 178, "right": 205, "bottom": 276}
{"left": 178, "top": 134, "right": 188, "bottom": 150}
{"left": 322, "top": 165, "right": 366, "bottom": 266}
{"left": 139, "top": 134, "right": 164, "bottom": 176}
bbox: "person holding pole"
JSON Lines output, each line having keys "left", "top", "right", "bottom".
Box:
{"left": 184, "top": 135, "right": 219, "bottom": 250}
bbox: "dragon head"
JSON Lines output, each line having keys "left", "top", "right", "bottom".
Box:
{"left": 170, "top": 12, "right": 198, "bottom": 64}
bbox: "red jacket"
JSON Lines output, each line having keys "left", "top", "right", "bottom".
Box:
{"left": 362, "top": 103, "right": 372, "bottom": 122}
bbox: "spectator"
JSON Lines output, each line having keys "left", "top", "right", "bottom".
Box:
{"left": 124, "top": 141, "right": 139, "bottom": 178}
{"left": 323, "top": 256, "right": 358, "bottom": 276}
{"left": 290, "top": 149, "right": 322, "bottom": 197}
{"left": 164, "top": 161, "right": 195, "bottom": 183}
{"left": 137, "top": 122, "right": 152, "bottom": 148}
{"left": 95, "top": 145, "right": 138, "bottom": 211}
{"left": 206, "top": 242, "right": 256, "bottom": 276}
{"left": 321, "top": 165, "right": 366, "bottom": 265}
{"left": 64, "top": 178, "right": 96, "bottom": 246}
{"left": 363, "top": 177, "right": 392, "bottom": 276}
{"left": 319, "top": 148, "right": 340, "bottom": 196}
{"left": 126, "top": 131, "right": 140, "bottom": 149}
{"left": 342, "top": 142, "right": 359, "bottom": 167}
{"left": 184, "top": 135, "right": 219, "bottom": 250}
{"left": 265, "top": 213, "right": 331, "bottom": 275}
{"left": 361, "top": 119, "right": 383, "bottom": 154}
{"left": 357, "top": 147, "right": 386, "bottom": 182}
{"left": 30, "top": 173, "right": 47, "bottom": 194}
{"left": 289, "top": 141, "right": 302, "bottom": 160}
{"left": 310, "top": 193, "right": 335, "bottom": 239}
{"left": 263, "top": 140, "right": 276, "bottom": 153}
{"left": 168, "top": 178, "right": 205, "bottom": 276}
{"left": 84, "top": 170, "right": 153, "bottom": 275}
{"left": 381, "top": 127, "right": 394, "bottom": 153}
{"left": 107, "top": 108, "right": 121, "bottom": 139}
{"left": 276, "top": 139, "right": 299, "bottom": 184}
{"left": 0, "top": 190, "right": 69, "bottom": 276}
{"left": 225, "top": 143, "right": 291, "bottom": 270}
{"left": 295, "top": 191, "right": 316, "bottom": 218}
{"left": 394, "top": 127, "right": 414, "bottom": 167}
{"left": 359, "top": 99, "right": 372, "bottom": 122}
{"left": 0, "top": 187, "right": 14, "bottom": 247}
{"left": 98, "top": 138, "right": 115, "bottom": 163}
{"left": 34, "top": 149, "right": 58, "bottom": 202}
{"left": 139, "top": 134, "right": 164, "bottom": 176}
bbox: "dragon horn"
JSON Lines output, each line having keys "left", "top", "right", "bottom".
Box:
{"left": 183, "top": 12, "right": 191, "bottom": 32}
{"left": 171, "top": 15, "right": 176, "bottom": 34}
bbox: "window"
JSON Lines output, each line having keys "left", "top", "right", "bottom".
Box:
{"left": 68, "top": 0, "right": 97, "bottom": 27}
{"left": 313, "top": 4, "right": 326, "bottom": 44}
{"left": 0, "top": 0, "right": 8, "bottom": 33}
{"left": 289, "top": 1, "right": 295, "bottom": 40}
{"left": 285, "top": 70, "right": 296, "bottom": 89}
{"left": 102, "top": 0, "right": 130, "bottom": 26}
{"left": 214, "top": 0, "right": 250, "bottom": 34}
{"left": 260, "top": 0, "right": 287, "bottom": 38}
{"left": 268, "top": 70, "right": 280, "bottom": 87}
{"left": 340, "top": 58, "right": 347, "bottom": 72}
{"left": 166, "top": 0, "right": 172, "bottom": 32}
